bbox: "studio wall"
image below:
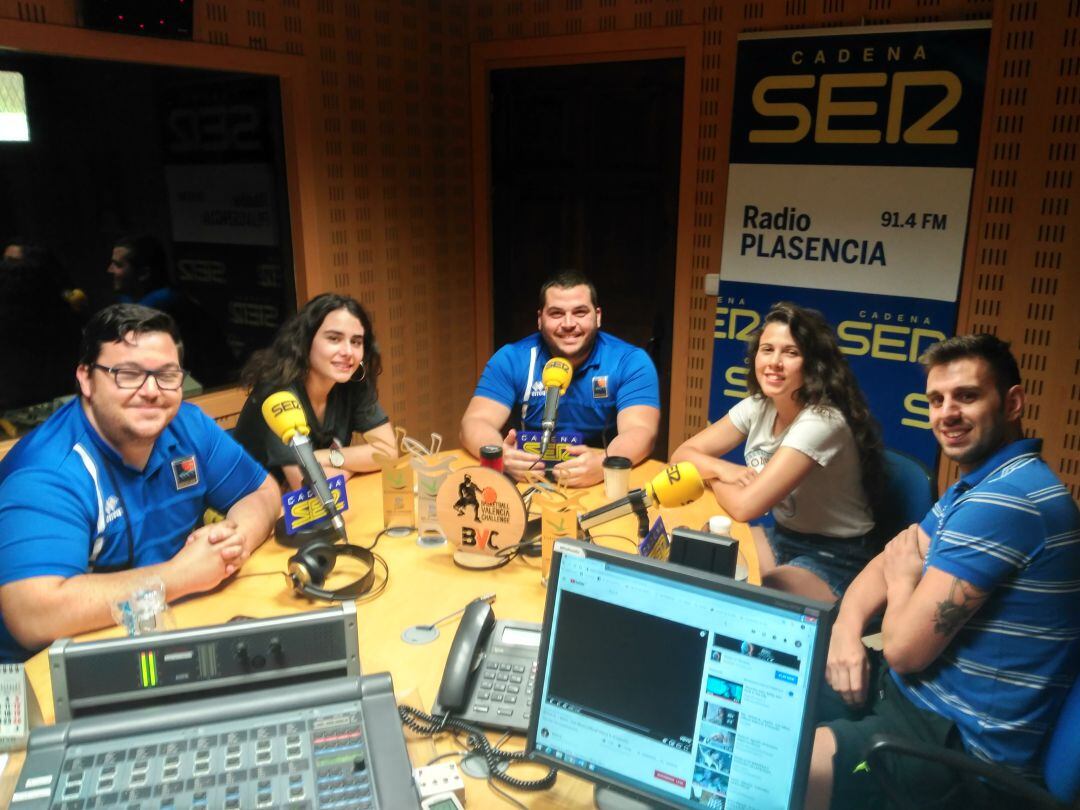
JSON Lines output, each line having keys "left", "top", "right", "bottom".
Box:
{"left": 469, "top": 0, "right": 1079, "bottom": 496}
{"left": 1, "top": 0, "right": 477, "bottom": 447}
{"left": 1, "top": 0, "right": 1076, "bottom": 497}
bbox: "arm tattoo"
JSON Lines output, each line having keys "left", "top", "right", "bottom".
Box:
{"left": 933, "top": 578, "right": 987, "bottom": 637}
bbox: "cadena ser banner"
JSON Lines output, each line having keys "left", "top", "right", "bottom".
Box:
{"left": 711, "top": 21, "right": 991, "bottom": 468}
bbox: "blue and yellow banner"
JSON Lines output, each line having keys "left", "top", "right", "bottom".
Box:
{"left": 282, "top": 474, "right": 349, "bottom": 534}
{"left": 712, "top": 22, "right": 991, "bottom": 467}
{"left": 518, "top": 430, "right": 584, "bottom": 467}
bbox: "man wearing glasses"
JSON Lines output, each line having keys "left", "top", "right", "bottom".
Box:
{"left": 0, "top": 304, "right": 279, "bottom": 662}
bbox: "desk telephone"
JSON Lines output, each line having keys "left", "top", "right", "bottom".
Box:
{"left": 0, "top": 663, "right": 32, "bottom": 752}
{"left": 432, "top": 600, "right": 542, "bottom": 734}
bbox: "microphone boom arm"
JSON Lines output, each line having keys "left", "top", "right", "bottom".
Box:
{"left": 629, "top": 490, "right": 651, "bottom": 540}
{"left": 292, "top": 433, "right": 349, "bottom": 543}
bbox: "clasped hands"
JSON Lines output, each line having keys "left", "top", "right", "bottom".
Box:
{"left": 175, "top": 520, "right": 251, "bottom": 593}
{"left": 499, "top": 429, "right": 604, "bottom": 487}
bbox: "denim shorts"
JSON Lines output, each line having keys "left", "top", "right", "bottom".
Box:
{"left": 764, "top": 523, "right": 876, "bottom": 597}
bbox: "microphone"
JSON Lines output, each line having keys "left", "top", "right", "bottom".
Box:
{"left": 262, "top": 391, "right": 348, "bottom": 541}
{"left": 539, "top": 357, "right": 573, "bottom": 458}
{"left": 578, "top": 461, "right": 704, "bottom": 531}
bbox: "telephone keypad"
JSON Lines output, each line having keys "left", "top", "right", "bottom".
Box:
{"left": 468, "top": 658, "right": 535, "bottom": 721}
{"left": 458, "top": 619, "right": 542, "bottom": 734}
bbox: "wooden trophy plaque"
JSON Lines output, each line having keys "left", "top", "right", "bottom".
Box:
{"left": 435, "top": 466, "right": 527, "bottom": 569}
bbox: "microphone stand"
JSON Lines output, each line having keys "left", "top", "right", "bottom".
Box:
{"left": 296, "top": 462, "right": 349, "bottom": 544}
{"left": 628, "top": 490, "right": 650, "bottom": 540}
{"left": 580, "top": 488, "right": 651, "bottom": 543}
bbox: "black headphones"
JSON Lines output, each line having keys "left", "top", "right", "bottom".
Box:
{"left": 287, "top": 539, "right": 376, "bottom": 601}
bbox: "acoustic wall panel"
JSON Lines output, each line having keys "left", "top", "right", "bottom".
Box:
{"left": 1, "top": 0, "right": 475, "bottom": 444}
{"left": 1, "top": 1, "right": 1076, "bottom": 494}
{"left": 200, "top": 0, "right": 477, "bottom": 443}
{"left": 470, "top": 0, "right": 1078, "bottom": 494}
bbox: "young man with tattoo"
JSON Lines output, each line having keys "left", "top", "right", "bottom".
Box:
{"left": 805, "top": 334, "right": 1080, "bottom": 810}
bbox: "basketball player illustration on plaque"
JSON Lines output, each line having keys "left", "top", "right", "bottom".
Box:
{"left": 453, "top": 474, "right": 482, "bottom": 521}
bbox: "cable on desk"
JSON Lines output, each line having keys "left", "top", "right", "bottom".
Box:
{"left": 583, "top": 532, "right": 638, "bottom": 551}
{"left": 492, "top": 530, "right": 635, "bottom": 568}
{"left": 491, "top": 539, "right": 537, "bottom": 566}
{"left": 361, "top": 525, "right": 417, "bottom": 551}
{"left": 488, "top": 778, "right": 529, "bottom": 809}
{"left": 521, "top": 482, "right": 567, "bottom": 518}
{"left": 355, "top": 551, "right": 390, "bottom": 602}
{"left": 425, "top": 749, "right": 467, "bottom": 767}
{"left": 398, "top": 705, "right": 557, "bottom": 792}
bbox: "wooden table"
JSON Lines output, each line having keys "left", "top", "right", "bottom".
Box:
{"left": 8, "top": 456, "right": 759, "bottom": 808}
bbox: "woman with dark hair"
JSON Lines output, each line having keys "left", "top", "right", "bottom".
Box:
{"left": 233, "top": 293, "right": 397, "bottom": 489}
{"left": 671, "top": 302, "right": 883, "bottom": 601}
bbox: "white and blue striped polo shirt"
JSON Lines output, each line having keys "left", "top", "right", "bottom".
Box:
{"left": 893, "top": 438, "right": 1080, "bottom": 775}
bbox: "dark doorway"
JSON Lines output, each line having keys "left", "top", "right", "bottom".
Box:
{"left": 490, "top": 58, "right": 684, "bottom": 457}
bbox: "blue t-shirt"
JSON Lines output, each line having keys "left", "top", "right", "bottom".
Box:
{"left": 0, "top": 398, "right": 268, "bottom": 662}
{"left": 893, "top": 438, "right": 1080, "bottom": 775}
{"left": 473, "top": 332, "right": 660, "bottom": 447}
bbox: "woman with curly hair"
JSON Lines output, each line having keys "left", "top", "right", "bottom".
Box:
{"left": 671, "top": 302, "right": 883, "bottom": 601}
{"left": 233, "top": 293, "right": 397, "bottom": 490}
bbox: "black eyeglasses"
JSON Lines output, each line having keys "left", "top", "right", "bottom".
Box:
{"left": 92, "top": 364, "right": 186, "bottom": 391}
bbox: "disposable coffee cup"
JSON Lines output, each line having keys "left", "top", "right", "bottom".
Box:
{"left": 602, "top": 455, "right": 632, "bottom": 500}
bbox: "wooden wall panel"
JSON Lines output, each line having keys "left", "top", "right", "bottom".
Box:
{"left": 469, "top": 0, "right": 1079, "bottom": 495}
{"left": 952, "top": 0, "right": 1080, "bottom": 498}
{"left": 0, "top": 0, "right": 476, "bottom": 448}
{"left": 245, "top": 0, "right": 477, "bottom": 443}
{"left": 1, "top": 0, "right": 1076, "bottom": 494}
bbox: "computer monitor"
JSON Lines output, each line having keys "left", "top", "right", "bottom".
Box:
{"left": 528, "top": 539, "right": 836, "bottom": 810}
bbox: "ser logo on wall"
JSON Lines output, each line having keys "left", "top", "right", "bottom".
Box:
{"left": 712, "top": 21, "right": 991, "bottom": 468}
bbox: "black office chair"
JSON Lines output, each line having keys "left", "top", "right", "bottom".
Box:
{"left": 865, "top": 675, "right": 1080, "bottom": 809}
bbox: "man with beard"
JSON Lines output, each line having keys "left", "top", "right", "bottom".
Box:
{"left": 460, "top": 272, "right": 660, "bottom": 486}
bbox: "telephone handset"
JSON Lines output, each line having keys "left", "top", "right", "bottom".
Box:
{"left": 431, "top": 600, "right": 541, "bottom": 734}
{"left": 434, "top": 600, "right": 496, "bottom": 715}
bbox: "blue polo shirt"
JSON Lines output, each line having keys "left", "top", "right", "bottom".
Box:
{"left": 473, "top": 331, "right": 660, "bottom": 447}
{"left": 0, "top": 398, "right": 268, "bottom": 662}
{"left": 893, "top": 438, "right": 1080, "bottom": 775}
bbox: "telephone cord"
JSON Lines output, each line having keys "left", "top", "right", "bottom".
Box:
{"left": 397, "top": 704, "right": 557, "bottom": 791}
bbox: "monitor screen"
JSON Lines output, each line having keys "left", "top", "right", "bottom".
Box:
{"left": 528, "top": 540, "right": 835, "bottom": 810}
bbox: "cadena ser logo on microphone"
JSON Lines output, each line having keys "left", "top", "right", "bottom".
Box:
{"left": 271, "top": 399, "right": 304, "bottom": 416}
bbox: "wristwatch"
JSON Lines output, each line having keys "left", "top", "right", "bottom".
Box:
{"left": 328, "top": 447, "right": 345, "bottom": 469}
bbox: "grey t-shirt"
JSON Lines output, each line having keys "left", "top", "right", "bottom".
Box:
{"left": 728, "top": 395, "right": 873, "bottom": 538}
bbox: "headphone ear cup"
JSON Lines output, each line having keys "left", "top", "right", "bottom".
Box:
{"left": 289, "top": 541, "right": 337, "bottom": 589}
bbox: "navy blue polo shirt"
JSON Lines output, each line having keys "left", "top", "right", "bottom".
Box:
{"left": 473, "top": 331, "right": 660, "bottom": 447}
{"left": 0, "top": 398, "right": 268, "bottom": 661}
